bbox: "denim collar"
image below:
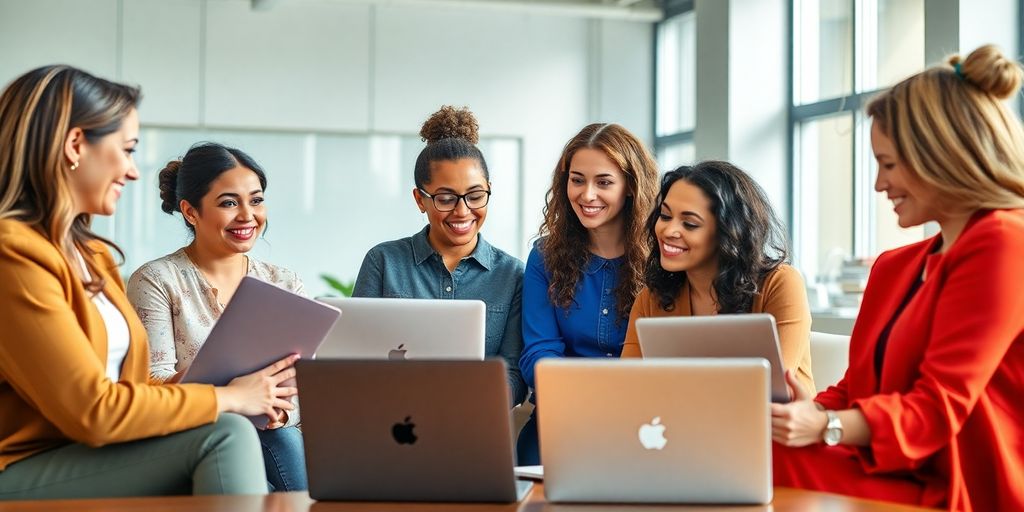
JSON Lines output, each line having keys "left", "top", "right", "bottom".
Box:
{"left": 583, "top": 253, "right": 622, "bottom": 275}
{"left": 411, "top": 225, "right": 494, "bottom": 271}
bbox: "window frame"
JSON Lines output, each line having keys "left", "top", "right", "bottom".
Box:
{"left": 653, "top": 0, "right": 696, "bottom": 167}
{"left": 787, "top": 0, "right": 922, "bottom": 281}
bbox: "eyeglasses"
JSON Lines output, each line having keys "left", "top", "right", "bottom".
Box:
{"left": 418, "top": 189, "right": 491, "bottom": 212}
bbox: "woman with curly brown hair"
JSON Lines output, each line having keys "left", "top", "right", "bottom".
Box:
{"left": 517, "top": 123, "right": 659, "bottom": 464}
{"left": 353, "top": 106, "right": 526, "bottom": 406}
{"left": 620, "top": 161, "right": 815, "bottom": 395}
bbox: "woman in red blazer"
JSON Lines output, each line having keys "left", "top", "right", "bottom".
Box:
{"left": 771, "top": 45, "right": 1024, "bottom": 511}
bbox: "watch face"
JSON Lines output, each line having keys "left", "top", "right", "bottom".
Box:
{"left": 824, "top": 428, "right": 842, "bottom": 446}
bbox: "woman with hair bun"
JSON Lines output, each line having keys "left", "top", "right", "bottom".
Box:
{"left": 771, "top": 45, "right": 1024, "bottom": 511}
{"left": 353, "top": 106, "right": 527, "bottom": 406}
{"left": 127, "top": 142, "right": 307, "bottom": 492}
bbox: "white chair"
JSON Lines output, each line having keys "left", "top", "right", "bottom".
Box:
{"left": 809, "top": 331, "right": 851, "bottom": 390}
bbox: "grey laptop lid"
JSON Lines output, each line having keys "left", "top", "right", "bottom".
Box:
{"left": 297, "top": 359, "right": 531, "bottom": 502}
{"left": 536, "top": 358, "right": 772, "bottom": 505}
{"left": 181, "top": 276, "right": 340, "bottom": 387}
{"left": 315, "top": 297, "right": 485, "bottom": 360}
{"left": 636, "top": 314, "right": 791, "bottom": 402}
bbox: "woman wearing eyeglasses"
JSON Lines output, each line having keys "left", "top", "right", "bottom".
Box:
{"left": 353, "top": 105, "right": 527, "bottom": 406}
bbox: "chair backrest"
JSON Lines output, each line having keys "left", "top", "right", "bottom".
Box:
{"left": 809, "top": 331, "right": 851, "bottom": 389}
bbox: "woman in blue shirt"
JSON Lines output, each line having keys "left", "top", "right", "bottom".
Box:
{"left": 353, "top": 106, "right": 526, "bottom": 406}
{"left": 517, "top": 123, "right": 660, "bottom": 464}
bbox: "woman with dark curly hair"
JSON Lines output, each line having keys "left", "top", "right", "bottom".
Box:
{"left": 353, "top": 105, "right": 526, "bottom": 406}
{"left": 620, "top": 161, "right": 814, "bottom": 393}
{"left": 517, "top": 123, "right": 659, "bottom": 464}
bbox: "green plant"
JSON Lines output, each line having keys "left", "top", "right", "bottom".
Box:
{"left": 320, "top": 273, "right": 355, "bottom": 297}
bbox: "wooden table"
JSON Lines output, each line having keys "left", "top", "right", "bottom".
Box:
{"left": 0, "top": 484, "right": 937, "bottom": 511}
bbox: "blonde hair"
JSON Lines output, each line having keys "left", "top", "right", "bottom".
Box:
{"left": 866, "top": 44, "right": 1024, "bottom": 213}
{"left": 0, "top": 65, "right": 140, "bottom": 292}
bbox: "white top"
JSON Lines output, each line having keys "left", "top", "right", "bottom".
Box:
{"left": 126, "top": 248, "right": 304, "bottom": 426}
{"left": 76, "top": 251, "right": 131, "bottom": 382}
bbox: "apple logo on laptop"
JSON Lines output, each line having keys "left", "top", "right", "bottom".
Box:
{"left": 392, "top": 416, "right": 417, "bottom": 445}
{"left": 638, "top": 416, "right": 667, "bottom": 450}
{"left": 388, "top": 344, "right": 408, "bottom": 360}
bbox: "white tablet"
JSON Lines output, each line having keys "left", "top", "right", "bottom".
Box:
{"left": 181, "top": 276, "right": 341, "bottom": 387}
{"left": 636, "top": 313, "right": 791, "bottom": 402}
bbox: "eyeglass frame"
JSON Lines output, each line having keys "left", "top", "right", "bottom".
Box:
{"left": 417, "top": 188, "right": 492, "bottom": 212}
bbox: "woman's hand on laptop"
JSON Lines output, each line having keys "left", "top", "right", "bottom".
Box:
{"left": 770, "top": 370, "right": 827, "bottom": 447}
{"left": 214, "top": 353, "right": 300, "bottom": 417}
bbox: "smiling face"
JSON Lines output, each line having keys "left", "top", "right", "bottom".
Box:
{"left": 567, "top": 148, "right": 629, "bottom": 234}
{"left": 871, "top": 122, "right": 942, "bottom": 228}
{"left": 182, "top": 165, "right": 266, "bottom": 256}
{"left": 414, "top": 158, "right": 489, "bottom": 251}
{"left": 67, "top": 108, "right": 140, "bottom": 216}
{"left": 654, "top": 179, "right": 718, "bottom": 274}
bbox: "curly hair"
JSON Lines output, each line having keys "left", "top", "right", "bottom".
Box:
{"left": 644, "top": 161, "right": 789, "bottom": 313}
{"left": 538, "top": 123, "right": 660, "bottom": 319}
{"left": 414, "top": 105, "right": 487, "bottom": 188}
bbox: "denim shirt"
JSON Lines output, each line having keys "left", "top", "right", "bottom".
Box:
{"left": 519, "top": 243, "right": 628, "bottom": 393}
{"left": 352, "top": 226, "right": 527, "bottom": 406}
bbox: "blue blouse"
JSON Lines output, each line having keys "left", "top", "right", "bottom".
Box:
{"left": 352, "top": 226, "right": 527, "bottom": 406}
{"left": 519, "top": 242, "right": 629, "bottom": 390}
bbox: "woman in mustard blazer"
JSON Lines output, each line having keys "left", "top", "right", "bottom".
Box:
{"left": 0, "top": 66, "right": 296, "bottom": 499}
{"left": 620, "top": 161, "right": 815, "bottom": 392}
{"left": 771, "top": 45, "right": 1024, "bottom": 511}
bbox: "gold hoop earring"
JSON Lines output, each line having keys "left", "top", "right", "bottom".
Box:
{"left": 69, "top": 161, "right": 79, "bottom": 171}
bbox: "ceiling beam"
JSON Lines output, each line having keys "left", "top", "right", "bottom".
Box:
{"left": 318, "top": 0, "right": 663, "bottom": 22}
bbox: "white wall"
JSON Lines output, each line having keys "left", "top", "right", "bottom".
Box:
{"left": 0, "top": 0, "right": 653, "bottom": 291}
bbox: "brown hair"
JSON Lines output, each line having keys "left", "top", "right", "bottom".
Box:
{"left": 866, "top": 44, "right": 1024, "bottom": 212}
{"left": 0, "top": 65, "right": 140, "bottom": 292}
{"left": 538, "top": 123, "right": 660, "bottom": 319}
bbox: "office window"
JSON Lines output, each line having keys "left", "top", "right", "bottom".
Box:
{"left": 793, "top": 113, "right": 853, "bottom": 281}
{"left": 791, "top": 0, "right": 925, "bottom": 304}
{"left": 656, "top": 142, "right": 696, "bottom": 172}
{"left": 654, "top": 0, "right": 695, "bottom": 171}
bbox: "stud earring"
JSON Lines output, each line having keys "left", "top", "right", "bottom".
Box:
{"left": 70, "top": 161, "right": 79, "bottom": 171}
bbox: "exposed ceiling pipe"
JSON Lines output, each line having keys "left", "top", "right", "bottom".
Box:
{"left": 266, "top": 0, "right": 663, "bottom": 22}
{"left": 251, "top": 0, "right": 284, "bottom": 11}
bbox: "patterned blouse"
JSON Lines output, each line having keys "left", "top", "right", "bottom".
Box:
{"left": 126, "top": 247, "right": 304, "bottom": 386}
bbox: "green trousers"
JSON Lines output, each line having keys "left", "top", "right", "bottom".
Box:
{"left": 0, "top": 414, "right": 267, "bottom": 499}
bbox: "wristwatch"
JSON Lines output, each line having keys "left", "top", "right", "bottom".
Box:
{"left": 823, "top": 410, "right": 843, "bottom": 446}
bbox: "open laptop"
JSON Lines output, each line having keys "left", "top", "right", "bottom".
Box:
{"left": 636, "top": 314, "right": 791, "bottom": 402}
{"left": 536, "top": 358, "right": 772, "bottom": 505}
{"left": 297, "top": 359, "right": 532, "bottom": 502}
{"left": 315, "top": 297, "right": 485, "bottom": 360}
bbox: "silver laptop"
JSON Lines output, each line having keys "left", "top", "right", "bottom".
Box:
{"left": 297, "top": 359, "right": 533, "bottom": 502}
{"left": 315, "top": 297, "right": 485, "bottom": 360}
{"left": 636, "top": 314, "right": 791, "bottom": 402}
{"left": 536, "top": 358, "right": 772, "bottom": 505}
